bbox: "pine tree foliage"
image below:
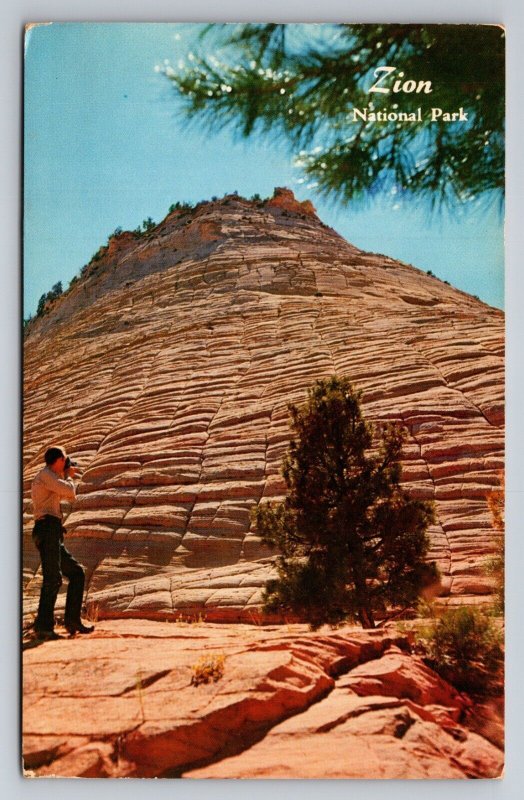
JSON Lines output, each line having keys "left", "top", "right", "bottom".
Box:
{"left": 418, "top": 606, "right": 503, "bottom": 694}
{"left": 254, "top": 377, "right": 438, "bottom": 629}
{"left": 161, "top": 24, "right": 504, "bottom": 210}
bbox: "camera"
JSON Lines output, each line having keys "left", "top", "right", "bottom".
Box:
{"left": 64, "top": 456, "right": 78, "bottom": 469}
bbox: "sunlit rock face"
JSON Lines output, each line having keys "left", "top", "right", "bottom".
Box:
{"left": 23, "top": 189, "right": 504, "bottom": 622}
{"left": 22, "top": 622, "right": 503, "bottom": 779}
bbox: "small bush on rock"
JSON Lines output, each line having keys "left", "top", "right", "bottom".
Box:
{"left": 190, "top": 653, "right": 225, "bottom": 686}
{"left": 35, "top": 281, "right": 64, "bottom": 318}
{"left": 417, "top": 606, "right": 503, "bottom": 694}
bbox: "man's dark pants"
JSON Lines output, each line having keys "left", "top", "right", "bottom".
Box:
{"left": 32, "top": 515, "right": 85, "bottom": 631}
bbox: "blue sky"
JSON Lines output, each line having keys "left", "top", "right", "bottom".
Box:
{"left": 24, "top": 22, "right": 504, "bottom": 316}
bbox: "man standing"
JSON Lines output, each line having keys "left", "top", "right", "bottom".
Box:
{"left": 31, "top": 446, "right": 94, "bottom": 639}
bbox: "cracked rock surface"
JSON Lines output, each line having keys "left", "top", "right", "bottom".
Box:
{"left": 22, "top": 620, "right": 503, "bottom": 779}
{"left": 23, "top": 190, "right": 504, "bottom": 621}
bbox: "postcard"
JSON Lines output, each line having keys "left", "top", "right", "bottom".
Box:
{"left": 23, "top": 22, "right": 504, "bottom": 778}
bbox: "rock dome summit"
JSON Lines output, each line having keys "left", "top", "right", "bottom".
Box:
{"left": 23, "top": 188, "right": 504, "bottom": 623}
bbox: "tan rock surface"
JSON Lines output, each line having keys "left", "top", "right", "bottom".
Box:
{"left": 22, "top": 620, "right": 502, "bottom": 779}
{"left": 23, "top": 190, "right": 504, "bottom": 620}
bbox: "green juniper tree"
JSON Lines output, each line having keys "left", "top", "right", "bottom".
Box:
{"left": 254, "top": 377, "right": 438, "bottom": 629}
{"left": 161, "top": 23, "right": 504, "bottom": 210}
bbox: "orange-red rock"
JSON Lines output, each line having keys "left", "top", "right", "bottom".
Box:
{"left": 22, "top": 620, "right": 503, "bottom": 779}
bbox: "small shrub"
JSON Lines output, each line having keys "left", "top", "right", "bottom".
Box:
{"left": 35, "top": 281, "right": 65, "bottom": 318}
{"left": 131, "top": 217, "right": 157, "bottom": 236}
{"left": 36, "top": 294, "right": 47, "bottom": 317}
{"left": 141, "top": 217, "right": 156, "bottom": 234}
{"left": 169, "top": 201, "right": 193, "bottom": 213}
{"left": 417, "top": 606, "right": 503, "bottom": 694}
{"left": 190, "top": 653, "right": 225, "bottom": 686}
{"left": 426, "top": 269, "right": 434, "bottom": 277}
{"left": 90, "top": 245, "right": 108, "bottom": 263}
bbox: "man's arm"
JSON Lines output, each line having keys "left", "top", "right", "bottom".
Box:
{"left": 38, "top": 469, "right": 76, "bottom": 501}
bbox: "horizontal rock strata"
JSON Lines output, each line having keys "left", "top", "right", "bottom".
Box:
{"left": 22, "top": 620, "right": 503, "bottom": 779}
{"left": 23, "top": 190, "right": 504, "bottom": 620}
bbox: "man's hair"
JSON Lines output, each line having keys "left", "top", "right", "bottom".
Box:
{"left": 44, "top": 446, "right": 65, "bottom": 466}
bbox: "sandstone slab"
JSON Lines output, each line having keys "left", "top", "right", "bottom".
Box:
{"left": 22, "top": 620, "right": 503, "bottom": 779}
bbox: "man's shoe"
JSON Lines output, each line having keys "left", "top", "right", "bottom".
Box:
{"left": 34, "top": 628, "right": 60, "bottom": 640}
{"left": 65, "top": 621, "right": 94, "bottom": 635}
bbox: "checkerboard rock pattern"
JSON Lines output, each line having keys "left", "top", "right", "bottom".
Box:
{"left": 23, "top": 189, "right": 504, "bottom": 623}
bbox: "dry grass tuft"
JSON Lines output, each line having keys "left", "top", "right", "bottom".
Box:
{"left": 190, "top": 653, "right": 225, "bottom": 686}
